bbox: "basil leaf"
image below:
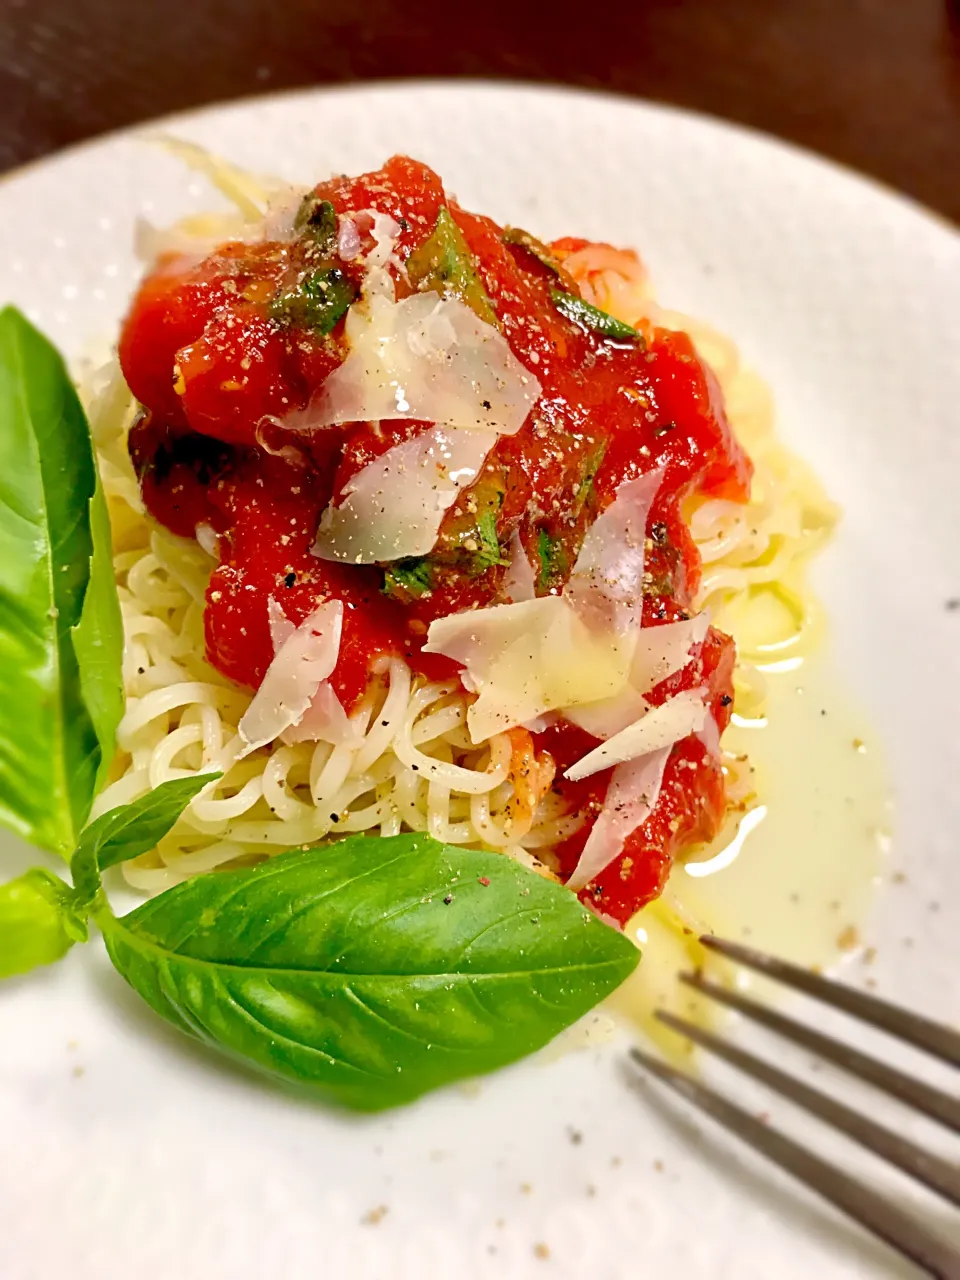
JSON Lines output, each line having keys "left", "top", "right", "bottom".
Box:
{"left": 75, "top": 773, "right": 222, "bottom": 877}
{"left": 293, "top": 196, "right": 338, "bottom": 252}
{"left": 382, "top": 557, "right": 433, "bottom": 601}
{"left": 474, "top": 509, "right": 509, "bottom": 569}
{"left": 0, "top": 307, "right": 121, "bottom": 855}
{"left": 503, "top": 226, "right": 564, "bottom": 275}
{"left": 407, "top": 208, "right": 497, "bottom": 326}
{"left": 99, "top": 834, "right": 639, "bottom": 1110}
{"left": 273, "top": 268, "right": 356, "bottom": 335}
{"left": 537, "top": 529, "right": 567, "bottom": 592}
{"left": 572, "top": 439, "right": 608, "bottom": 516}
{"left": 0, "top": 867, "right": 88, "bottom": 979}
{"left": 550, "top": 289, "right": 643, "bottom": 343}
{"left": 71, "top": 462, "right": 124, "bottom": 792}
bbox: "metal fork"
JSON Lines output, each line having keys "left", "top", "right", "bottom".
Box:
{"left": 628, "top": 935, "right": 960, "bottom": 1278}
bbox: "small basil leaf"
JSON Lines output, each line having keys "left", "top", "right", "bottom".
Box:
{"left": 0, "top": 867, "right": 88, "bottom": 979}
{"left": 550, "top": 289, "right": 643, "bottom": 343}
{"left": 382, "top": 557, "right": 433, "bottom": 601}
{"left": 99, "top": 833, "right": 639, "bottom": 1110}
{"left": 272, "top": 268, "right": 356, "bottom": 336}
{"left": 503, "top": 226, "right": 565, "bottom": 276}
{"left": 293, "top": 196, "right": 338, "bottom": 251}
{"left": 474, "top": 509, "right": 509, "bottom": 570}
{"left": 75, "top": 772, "right": 222, "bottom": 876}
{"left": 537, "top": 528, "right": 567, "bottom": 592}
{"left": 0, "top": 307, "right": 117, "bottom": 855}
{"left": 406, "top": 208, "right": 498, "bottom": 326}
{"left": 572, "top": 439, "right": 608, "bottom": 517}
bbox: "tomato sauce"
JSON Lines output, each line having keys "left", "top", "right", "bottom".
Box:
{"left": 119, "top": 155, "right": 751, "bottom": 923}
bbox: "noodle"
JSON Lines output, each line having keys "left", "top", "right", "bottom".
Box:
{"left": 85, "top": 217, "right": 835, "bottom": 893}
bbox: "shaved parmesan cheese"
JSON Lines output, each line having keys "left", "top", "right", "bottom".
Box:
{"left": 267, "top": 596, "right": 296, "bottom": 651}
{"left": 367, "top": 210, "right": 402, "bottom": 267}
{"left": 314, "top": 292, "right": 540, "bottom": 435}
{"left": 697, "top": 710, "right": 722, "bottom": 761}
{"left": 238, "top": 600, "right": 343, "bottom": 750}
{"left": 630, "top": 612, "right": 709, "bottom": 691}
{"left": 564, "top": 689, "right": 649, "bottom": 741}
{"left": 566, "top": 614, "right": 710, "bottom": 739}
{"left": 566, "top": 468, "right": 662, "bottom": 634}
{"left": 425, "top": 597, "right": 633, "bottom": 743}
{"left": 424, "top": 470, "right": 707, "bottom": 747}
{"left": 567, "top": 747, "right": 671, "bottom": 890}
{"left": 194, "top": 522, "right": 220, "bottom": 559}
{"left": 311, "top": 425, "right": 498, "bottom": 563}
{"left": 337, "top": 215, "right": 362, "bottom": 261}
{"left": 564, "top": 688, "right": 707, "bottom": 782}
{"left": 502, "top": 530, "right": 536, "bottom": 602}
{"left": 280, "top": 682, "right": 355, "bottom": 746}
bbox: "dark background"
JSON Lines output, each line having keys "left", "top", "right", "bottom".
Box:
{"left": 1, "top": 0, "right": 959, "bottom": 222}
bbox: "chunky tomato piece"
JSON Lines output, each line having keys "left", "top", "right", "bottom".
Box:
{"left": 177, "top": 306, "right": 305, "bottom": 447}
{"left": 119, "top": 258, "right": 235, "bottom": 424}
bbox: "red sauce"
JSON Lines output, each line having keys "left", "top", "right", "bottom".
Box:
{"left": 119, "top": 155, "right": 751, "bottom": 924}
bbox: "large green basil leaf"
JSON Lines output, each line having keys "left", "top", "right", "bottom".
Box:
{"left": 0, "top": 867, "right": 88, "bottom": 979}
{"left": 71, "top": 461, "right": 124, "bottom": 793}
{"left": 99, "top": 834, "right": 639, "bottom": 1110}
{"left": 0, "top": 307, "right": 122, "bottom": 854}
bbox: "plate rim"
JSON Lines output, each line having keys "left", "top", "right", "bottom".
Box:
{"left": 2, "top": 77, "right": 958, "bottom": 247}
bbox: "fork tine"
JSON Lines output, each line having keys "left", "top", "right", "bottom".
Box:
{"left": 628, "top": 1046, "right": 960, "bottom": 1279}
{"left": 655, "top": 1010, "right": 960, "bottom": 1208}
{"left": 699, "top": 936, "right": 960, "bottom": 1067}
{"left": 680, "top": 971, "right": 960, "bottom": 1133}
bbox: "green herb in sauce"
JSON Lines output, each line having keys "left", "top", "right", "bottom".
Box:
{"left": 382, "top": 557, "right": 434, "bottom": 600}
{"left": 406, "top": 207, "right": 498, "bottom": 326}
{"left": 550, "top": 289, "right": 643, "bottom": 343}
{"left": 502, "top": 226, "right": 565, "bottom": 275}
{"left": 272, "top": 267, "right": 356, "bottom": 336}
{"left": 536, "top": 529, "right": 567, "bottom": 593}
{"left": 573, "top": 439, "right": 608, "bottom": 516}
{"left": 474, "top": 509, "right": 510, "bottom": 570}
{"left": 293, "top": 196, "right": 338, "bottom": 253}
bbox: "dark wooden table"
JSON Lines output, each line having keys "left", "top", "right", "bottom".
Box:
{"left": 2, "top": 0, "right": 959, "bottom": 223}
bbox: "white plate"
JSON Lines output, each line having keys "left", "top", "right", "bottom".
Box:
{"left": 1, "top": 83, "right": 958, "bottom": 1280}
